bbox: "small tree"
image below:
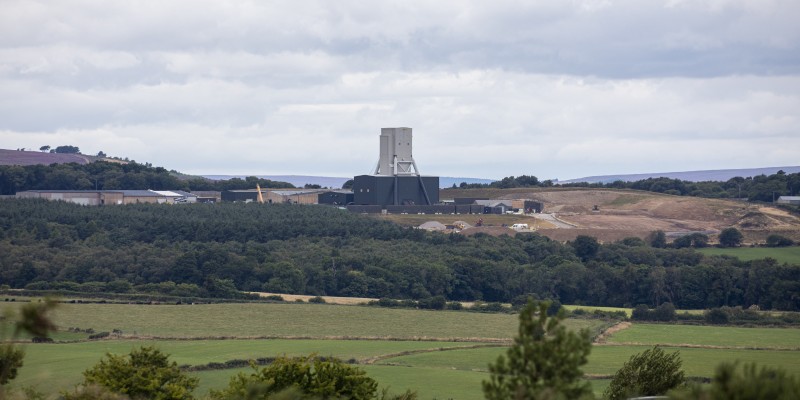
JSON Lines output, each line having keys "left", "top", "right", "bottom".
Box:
{"left": 718, "top": 227, "right": 743, "bottom": 248}
{"left": 71, "top": 346, "right": 198, "bottom": 400}
{"left": 604, "top": 346, "right": 685, "bottom": 399}
{"left": 39, "top": 145, "right": 50, "bottom": 152}
{"left": 482, "top": 301, "right": 592, "bottom": 400}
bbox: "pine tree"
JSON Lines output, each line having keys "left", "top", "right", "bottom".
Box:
{"left": 483, "top": 301, "right": 592, "bottom": 400}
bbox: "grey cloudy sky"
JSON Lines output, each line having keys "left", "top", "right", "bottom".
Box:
{"left": 1, "top": 0, "right": 798, "bottom": 180}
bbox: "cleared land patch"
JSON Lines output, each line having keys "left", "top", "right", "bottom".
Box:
{"left": 606, "top": 323, "right": 800, "bottom": 349}
{"left": 439, "top": 188, "right": 800, "bottom": 243}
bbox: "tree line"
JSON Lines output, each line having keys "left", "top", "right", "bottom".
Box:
{"left": 456, "top": 171, "right": 800, "bottom": 204}
{"left": 1, "top": 199, "right": 798, "bottom": 310}
{"left": 0, "top": 162, "right": 294, "bottom": 195}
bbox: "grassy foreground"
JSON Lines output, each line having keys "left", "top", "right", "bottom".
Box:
{"left": 5, "top": 300, "right": 799, "bottom": 399}
{"left": 698, "top": 246, "right": 800, "bottom": 264}
{"left": 10, "top": 339, "right": 489, "bottom": 396}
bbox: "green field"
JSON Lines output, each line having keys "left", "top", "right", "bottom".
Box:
{"left": 5, "top": 302, "right": 800, "bottom": 399}
{"left": 607, "top": 323, "right": 800, "bottom": 349}
{"left": 10, "top": 339, "right": 488, "bottom": 396}
{"left": 371, "top": 344, "right": 800, "bottom": 392}
{"left": 1, "top": 301, "right": 605, "bottom": 398}
{"left": 2, "top": 301, "right": 592, "bottom": 340}
{"left": 589, "top": 346, "right": 800, "bottom": 377}
{"left": 698, "top": 246, "right": 800, "bottom": 264}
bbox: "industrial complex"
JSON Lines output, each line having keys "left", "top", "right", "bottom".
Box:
{"left": 14, "top": 127, "right": 542, "bottom": 215}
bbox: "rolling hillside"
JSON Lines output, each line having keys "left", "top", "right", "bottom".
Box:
{"left": 0, "top": 149, "right": 97, "bottom": 166}
{"left": 560, "top": 166, "right": 800, "bottom": 184}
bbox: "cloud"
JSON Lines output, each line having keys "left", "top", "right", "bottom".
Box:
{"left": 1, "top": 0, "right": 799, "bottom": 180}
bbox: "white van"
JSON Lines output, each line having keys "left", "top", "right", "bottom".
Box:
{"left": 510, "top": 223, "right": 529, "bottom": 230}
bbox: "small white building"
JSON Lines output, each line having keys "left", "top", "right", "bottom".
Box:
{"left": 776, "top": 196, "right": 800, "bottom": 205}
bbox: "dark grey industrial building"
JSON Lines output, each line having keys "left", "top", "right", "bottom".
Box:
{"left": 352, "top": 175, "right": 439, "bottom": 206}
{"left": 318, "top": 190, "right": 354, "bottom": 205}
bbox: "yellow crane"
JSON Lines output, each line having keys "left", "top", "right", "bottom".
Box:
{"left": 256, "top": 183, "right": 265, "bottom": 204}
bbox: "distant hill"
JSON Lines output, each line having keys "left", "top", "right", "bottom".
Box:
{"left": 203, "top": 175, "right": 495, "bottom": 189}
{"left": 560, "top": 166, "right": 800, "bottom": 184}
{"left": 0, "top": 149, "right": 97, "bottom": 166}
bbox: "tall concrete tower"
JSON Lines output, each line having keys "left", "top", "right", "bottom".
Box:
{"left": 352, "top": 127, "right": 439, "bottom": 207}
{"left": 374, "top": 127, "right": 420, "bottom": 176}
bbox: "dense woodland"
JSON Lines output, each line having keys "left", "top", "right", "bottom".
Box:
{"left": 1, "top": 199, "right": 798, "bottom": 310}
{"left": 0, "top": 162, "right": 293, "bottom": 195}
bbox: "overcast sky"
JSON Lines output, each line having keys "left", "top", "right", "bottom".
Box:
{"left": 2, "top": 1, "right": 798, "bottom": 180}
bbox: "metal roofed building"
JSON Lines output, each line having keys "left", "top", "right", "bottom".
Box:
{"left": 16, "top": 190, "right": 195, "bottom": 205}
{"left": 777, "top": 196, "right": 800, "bottom": 205}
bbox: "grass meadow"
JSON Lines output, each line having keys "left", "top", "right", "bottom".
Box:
{"left": 16, "top": 301, "right": 599, "bottom": 340}
{"left": 697, "top": 246, "right": 800, "bottom": 264}
{"left": 11, "top": 339, "right": 490, "bottom": 396}
{"left": 606, "top": 323, "right": 800, "bottom": 349}
{"left": 3, "top": 300, "right": 800, "bottom": 399}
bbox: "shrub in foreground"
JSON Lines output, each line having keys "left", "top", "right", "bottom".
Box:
{"left": 210, "top": 355, "right": 378, "bottom": 400}
{"left": 605, "top": 345, "right": 685, "bottom": 399}
{"left": 65, "top": 346, "right": 198, "bottom": 400}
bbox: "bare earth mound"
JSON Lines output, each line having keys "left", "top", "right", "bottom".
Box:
{"left": 446, "top": 188, "right": 800, "bottom": 243}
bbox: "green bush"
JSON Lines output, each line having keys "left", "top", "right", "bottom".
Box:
{"left": 88, "top": 332, "right": 110, "bottom": 340}
{"left": 210, "top": 355, "right": 377, "bottom": 400}
{"left": 766, "top": 234, "right": 794, "bottom": 247}
{"left": 308, "top": 296, "right": 326, "bottom": 304}
{"left": 604, "top": 346, "right": 685, "bottom": 399}
{"left": 705, "top": 308, "right": 729, "bottom": 324}
{"left": 68, "top": 346, "right": 198, "bottom": 400}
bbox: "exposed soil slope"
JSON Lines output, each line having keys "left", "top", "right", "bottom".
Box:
{"left": 442, "top": 188, "right": 800, "bottom": 243}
